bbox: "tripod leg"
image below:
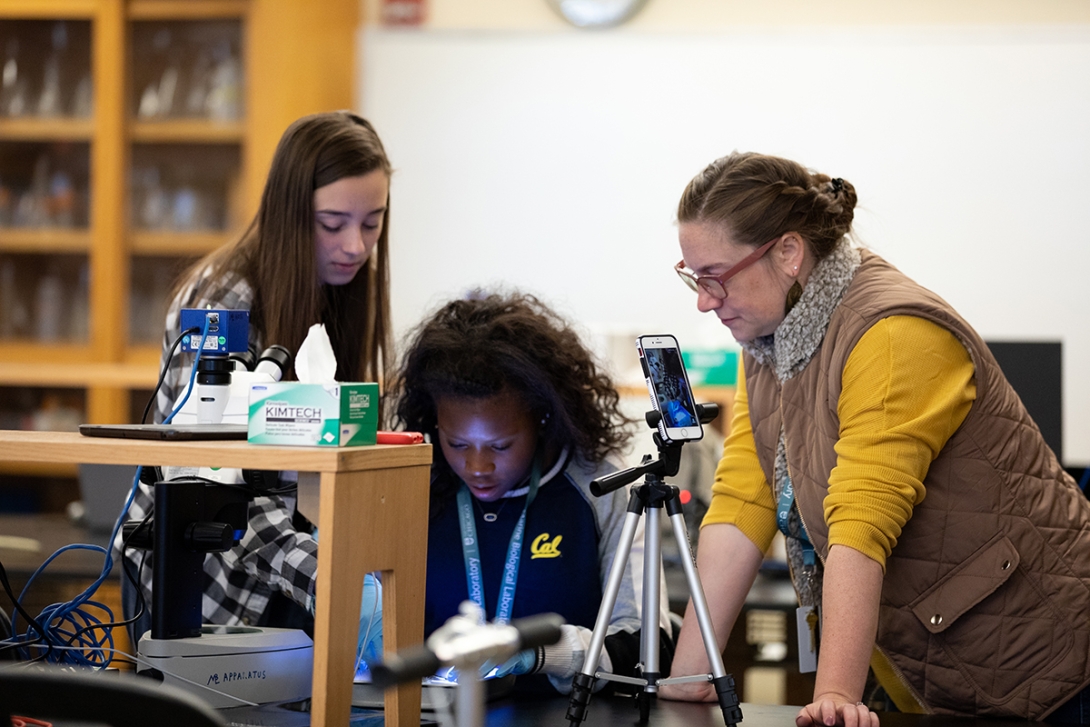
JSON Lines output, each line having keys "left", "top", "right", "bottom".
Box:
{"left": 667, "top": 509, "right": 743, "bottom": 727}
{"left": 637, "top": 690, "right": 652, "bottom": 722}
{"left": 566, "top": 491, "right": 644, "bottom": 726}
{"left": 640, "top": 505, "right": 662, "bottom": 689}
{"left": 632, "top": 505, "right": 663, "bottom": 723}
{"left": 566, "top": 673, "right": 596, "bottom": 727}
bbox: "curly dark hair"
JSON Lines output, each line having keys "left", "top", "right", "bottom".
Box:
{"left": 390, "top": 291, "right": 632, "bottom": 508}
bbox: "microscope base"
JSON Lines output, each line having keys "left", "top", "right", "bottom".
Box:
{"left": 137, "top": 625, "right": 313, "bottom": 709}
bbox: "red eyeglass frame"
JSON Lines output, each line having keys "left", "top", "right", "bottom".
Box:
{"left": 675, "top": 236, "right": 781, "bottom": 298}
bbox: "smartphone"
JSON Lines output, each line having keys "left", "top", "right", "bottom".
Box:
{"left": 637, "top": 334, "right": 703, "bottom": 443}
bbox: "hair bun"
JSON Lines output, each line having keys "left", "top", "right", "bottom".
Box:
{"left": 677, "top": 152, "right": 857, "bottom": 260}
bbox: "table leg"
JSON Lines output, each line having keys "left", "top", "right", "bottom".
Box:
{"left": 310, "top": 465, "right": 430, "bottom": 727}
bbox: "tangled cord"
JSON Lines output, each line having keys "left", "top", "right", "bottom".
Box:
{"left": 2, "top": 319, "right": 214, "bottom": 668}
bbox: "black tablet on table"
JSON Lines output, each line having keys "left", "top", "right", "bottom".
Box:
{"left": 78, "top": 423, "right": 248, "bottom": 441}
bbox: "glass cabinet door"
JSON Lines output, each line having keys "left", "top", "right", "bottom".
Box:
{"left": 0, "top": 19, "right": 93, "bottom": 120}
{"left": 129, "top": 143, "right": 240, "bottom": 234}
{"left": 0, "top": 140, "right": 90, "bottom": 230}
{"left": 0, "top": 252, "right": 89, "bottom": 342}
{"left": 127, "top": 18, "right": 245, "bottom": 350}
{"left": 130, "top": 19, "right": 242, "bottom": 122}
{"left": 0, "top": 20, "right": 93, "bottom": 345}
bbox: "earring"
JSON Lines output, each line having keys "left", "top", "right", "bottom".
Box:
{"left": 793, "top": 265, "right": 798, "bottom": 273}
{"left": 785, "top": 280, "right": 803, "bottom": 315}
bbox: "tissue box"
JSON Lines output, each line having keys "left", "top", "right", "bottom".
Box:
{"left": 247, "top": 383, "right": 379, "bottom": 447}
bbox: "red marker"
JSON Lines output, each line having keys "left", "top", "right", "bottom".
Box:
{"left": 376, "top": 431, "right": 424, "bottom": 445}
{"left": 679, "top": 489, "right": 692, "bottom": 505}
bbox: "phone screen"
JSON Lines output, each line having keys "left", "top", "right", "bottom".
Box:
{"left": 638, "top": 335, "right": 703, "bottom": 442}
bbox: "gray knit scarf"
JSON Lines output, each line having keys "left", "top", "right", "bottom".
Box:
{"left": 740, "top": 241, "right": 861, "bottom": 607}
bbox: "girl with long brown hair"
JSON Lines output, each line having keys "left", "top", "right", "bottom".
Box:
{"left": 119, "top": 110, "right": 393, "bottom": 639}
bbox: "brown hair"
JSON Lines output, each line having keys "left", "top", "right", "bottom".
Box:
{"left": 677, "top": 151, "right": 857, "bottom": 259}
{"left": 176, "top": 111, "right": 392, "bottom": 383}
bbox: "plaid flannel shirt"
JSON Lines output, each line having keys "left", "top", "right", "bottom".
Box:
{"left": 113, "top": 270, "right": 318, "bottom": 626}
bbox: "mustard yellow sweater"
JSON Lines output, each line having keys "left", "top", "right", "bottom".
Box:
{"left": 704, "top": 315, "right": 976, "bottom": 564}
{"left": 703, "top": 315, "right": 976, "bottom": 710}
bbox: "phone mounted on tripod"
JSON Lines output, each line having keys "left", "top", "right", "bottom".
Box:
{"left": 566, "top": 338, "right": 742, "bottom": 727}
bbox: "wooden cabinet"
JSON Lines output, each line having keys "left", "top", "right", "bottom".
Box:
{"left": 0, "top": 0, "right": 357, "bottom": 492}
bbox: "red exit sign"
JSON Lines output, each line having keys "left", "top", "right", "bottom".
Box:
{"left": 382, "top": 0, "right": 426, "bottom": 26}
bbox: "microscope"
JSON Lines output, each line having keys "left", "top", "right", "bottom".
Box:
{"left": 124, "top": 308, "right": 314, "bottom": 708}
{"left": 372, "top": 603, "right": 564, "bottom": 727}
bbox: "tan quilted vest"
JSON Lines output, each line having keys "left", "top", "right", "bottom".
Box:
{"left": 744, "top": 250, "right": 1090, "bottom": 719}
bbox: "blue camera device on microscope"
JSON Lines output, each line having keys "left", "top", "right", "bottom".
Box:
{"left": 179, "top": 308, "right": 250, "bottom": 355}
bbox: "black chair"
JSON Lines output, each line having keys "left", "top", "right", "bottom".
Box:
{"left": 0, "top": 664, "right": 225, "bottom": 727}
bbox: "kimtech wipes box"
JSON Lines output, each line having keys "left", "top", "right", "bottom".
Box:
{"left": 247, "top": 382, "right": 379, "bottom": 446}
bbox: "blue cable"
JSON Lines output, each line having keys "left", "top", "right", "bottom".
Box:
{"left": 163, "top": 316, "right": 211, "bottom": 426}
{"left": 10, "top": 316, "right": 213, "bottom": 665}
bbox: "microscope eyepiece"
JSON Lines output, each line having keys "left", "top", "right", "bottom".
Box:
{"left": 228, "top": 346, "right": 257, "bottom": 372}
{"left": 255, "top": 345, "right": 293, "bottom": 382}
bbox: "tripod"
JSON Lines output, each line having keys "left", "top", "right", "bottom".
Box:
{"left": 566, "top": 403, "right": 742, "bottom": 726}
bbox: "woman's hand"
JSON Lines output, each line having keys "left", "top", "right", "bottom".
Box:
{"left": 658, "top": 672, "right": 718, "bottom": 702}
{"left": 798, "top": 546, "right": 884, "bottom": 727}
{"left": 657, "top": 609, "right": 719, "bottom": 702}
{"left": 796, "top": 694, "right": 879, "bottom": 727}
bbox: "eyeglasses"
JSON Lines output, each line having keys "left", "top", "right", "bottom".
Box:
{"left": 675, "top": 236, "right": 780, "bottom": 299}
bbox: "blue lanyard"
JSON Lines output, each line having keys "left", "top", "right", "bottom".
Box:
{"left": 456, "top": 454, "right": 542, "bottom": 624}
{"left": 776, "top": 472, "right": 816, "bottom": 567}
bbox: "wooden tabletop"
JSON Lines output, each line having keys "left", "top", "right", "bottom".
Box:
{"left": 0, "top": 430, "right": 432, "bottom": 473}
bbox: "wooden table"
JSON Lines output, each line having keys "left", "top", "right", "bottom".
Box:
{"left": 0, "top": 430, "right": 433, "bottom": 727}
{"left": 220, "top": 693, "right": 1045, "bottom": 727}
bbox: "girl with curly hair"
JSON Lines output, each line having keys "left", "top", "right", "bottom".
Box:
{"left": 389, "top": 290, "right": 674, "bottom": 694}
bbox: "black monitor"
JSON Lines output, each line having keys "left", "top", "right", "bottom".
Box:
{"left": 985, "top": 341, "right": 1063, "bottom": 465}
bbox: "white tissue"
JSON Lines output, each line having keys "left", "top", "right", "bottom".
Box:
{"left": 295, "top": 323, "right": 338, "bottom": 383}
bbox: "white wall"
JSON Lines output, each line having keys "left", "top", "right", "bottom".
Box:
{"left": 359, "top": 24, "right": 1090, "bottom": 465}
{"left": 367, "top": 0, "right": 1090, "bottom": 29}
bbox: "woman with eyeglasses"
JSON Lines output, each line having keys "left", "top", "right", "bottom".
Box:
{"left": 660, "top": 152, "right": 1090, "bottom": 725}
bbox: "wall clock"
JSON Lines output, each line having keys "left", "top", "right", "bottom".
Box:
{"left": 545, "top": 0, "right": 649, "bottom": 29}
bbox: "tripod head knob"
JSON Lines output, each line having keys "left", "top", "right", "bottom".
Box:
{"left": 591, "top": 468, "right": 639, "bottom": 497}
{"left": 590, "top": 402, "right": 719, "bottom": 497}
